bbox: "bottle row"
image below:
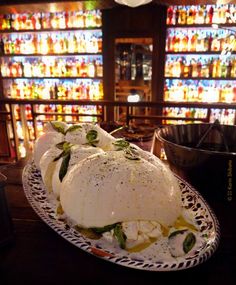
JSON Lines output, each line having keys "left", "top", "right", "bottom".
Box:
{"left": 0, "top": 56, "right": 103, "bottom": 78}
{"left": 165, "top": 55, "right": 236, "bottom": 78}
{"left": 166, "top": 29, "right": 235, "bottom": 53}
{"left": 164, "top": 79, "right": 236, "bottom": 103}
{"left": 15, "top": 104, "right": 101, "bottom": 124}
{"left": 0, "top": 10, "right": 102, "bottom": 31}
{"left": 4, "top": 79, "right": 104, "bottom": 100}
{"left": 162, "top": 107, "right": 235, "bottom": 125}
{"left": 0, "top": 31, "right": 102, "bottom": 55}
{"left": 166, "top": 4, "right": 236, "bottom": 25}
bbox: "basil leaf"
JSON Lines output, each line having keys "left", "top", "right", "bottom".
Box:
{"left": 53, "top": 150, "right": 66, "bottom": 162}
{"left": 183, "top": 232, "right": 196, "bottom": 254}
{"left": 59, "top": 152, "right": 71, "bottom": 182}
{"left": 50, "top": 121, "right": 66, "bottom": 134}
{"left": 55, "top": 141, "right": 66, "bottom": 150}
{"left": 124, "top": 148, "right": 140, "bottom": 160}
{"left": 91, "top": 223, "right": 118, "bottom": 234}
{"left": 54, "top": 142, "right": 73, "bottom": 162}
{"left": 113, "top": 139, "right": 130, "bottom": 150}
{"left": 168, "top": 229, "right": 187, "bottom": 239}
{"left": 65, "top": 125, "right": 82, "bottom": 134}
{"left": 86, "top": 129, "right": 98, "bottom": 141}
{"left": 62, "top": 141, "right": 73, "bottom": 152}
{"left": 114, "top": 224, "right": 127, "bottom": 249}
{"left": 86, "top": 130, "right": 99, "bottom": 146}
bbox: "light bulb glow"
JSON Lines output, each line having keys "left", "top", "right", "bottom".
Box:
{"left": 115, "top": 0, "right": 152, "bottom": 8}
{"left": 127, "top": 94, "right": 140, "bottom": 102}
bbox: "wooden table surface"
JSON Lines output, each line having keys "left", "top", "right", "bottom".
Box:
{"left": 0, "top": 157, "right": 235, "bottom": 285}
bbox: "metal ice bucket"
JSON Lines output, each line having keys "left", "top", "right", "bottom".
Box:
{"left": 156, "top": 123, "right": 236, "bottom": 205}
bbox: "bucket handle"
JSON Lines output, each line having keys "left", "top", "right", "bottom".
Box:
{"left": 196, "top": 119, "right": 229, "bottom": 152}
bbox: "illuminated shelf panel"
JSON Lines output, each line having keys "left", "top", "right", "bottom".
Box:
{"left": 0, "top": 29, "right": 102, "bottom": 55}
{"left": 3, "top": 78, "right": 103, "bottom": 100}
{"left": 166, "top": 5, "right": 236, "bottom": 26}
{"left": 164, "top": 4, "right": 236, "bottom": 126}
{"left": 1, "top": 55, "right": 103, "bottom": 78}
{"left": 163, "top": 107, "right": 236, "bottom": 125}
{"left": 165, "top": 27, "right": 236, "bottom": 53}
{"left": 0, "top": 11, "right": 102, "bottom": 31}
{"left": 165, "top": 53, "right": 236, "bottom": 78}
{"left": 164, "top": 79, "right": 236, "bottom": 103}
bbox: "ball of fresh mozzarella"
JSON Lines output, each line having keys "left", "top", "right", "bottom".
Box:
{"left": 65, "top": 123, "right": 116, "bottom": 151}
{"left": 60, "top": 151, "right": 182, "bottom": 228}
{"left": 39, "top": 146, "right": 62, "bottom": 193}
{"left": 51, "top": 145, "right": 104, "bottom": 198}
{"left": 34, "top": 131, "right": 64, "bottom": 169}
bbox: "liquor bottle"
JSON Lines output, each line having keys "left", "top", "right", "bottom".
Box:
{"left": 187, "top": 6, "right": 195, "bottom": 25}
{"left": 0, "top": 37, "right": 4, "bottom": 54}
{"left": 166, "top": 6, "right": 174, "bottom": 25}
{"left": 196, "top": 5, "right": 205, "bottom": 24}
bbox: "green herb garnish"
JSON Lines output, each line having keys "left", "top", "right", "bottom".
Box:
{"left": 113, "top": 139, "right": 130, "bottom": 150}
{"left": 91, "top": 222, "right": 127, "bottom": 249}
{"left": 86, "top": 130, "right": 99, "bottom": 147}
{"left": 55, "top": 141, "right": 66, "bottom": 150}
{"left": 50, "top": 121, "right": 66, "bottom": 134}
{"left": 91, "top": 223, "right": 118, "bottom": 234}
{"left": 114, "top": 223, "right": 127, "bottom": 249}
{"left": 65, "top": 125, "right": 82, "bottom": 135}
{"left": 54, "top": 141, "right": 73, "bottom": 161}
{"left": 59, "top": 152, "right": 71, "bottom": 182}
{"left": 124, "top": 146, "right": 140, "bottom": 160}
{"left": 50, "top": 122, "right": 82, "bottom": 135}
{"left": 168, "top": 229, "right": 187, "bottom": 239}
{"left": 53, "top": 141, "right": 73, "bottom": 182}
{"left": 113, "top": 139, "right": 140, "bottom": 161}
{"left": 183, "top": 232, "right": 196, "bottom": 254}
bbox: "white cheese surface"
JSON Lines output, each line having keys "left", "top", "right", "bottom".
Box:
{"left": 60, "top": 151, "right": 182, "bottom": 228}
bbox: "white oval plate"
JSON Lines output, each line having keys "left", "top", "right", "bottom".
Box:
{"left": 22, "top": 161, "right": 220, "bottom": 271}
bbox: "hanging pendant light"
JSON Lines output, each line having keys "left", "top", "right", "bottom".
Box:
{"left": 115, "top": 0, "right": 152, "bottom": 8}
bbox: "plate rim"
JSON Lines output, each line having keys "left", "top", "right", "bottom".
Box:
{"left": 22, "top": 160, "right": 220, "bottom": 272}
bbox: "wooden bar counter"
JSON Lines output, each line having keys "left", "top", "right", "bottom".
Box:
{"left": 0, "top": 156, "right": 235, "bottom": 285}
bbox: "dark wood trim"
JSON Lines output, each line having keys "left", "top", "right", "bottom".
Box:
{"left": 0, "top": 121, "right": 11, "bottom": 157}
{"left": 167, "top": 23, "right": 236, "bottom": 28}
{"left": 2, "top": 97, "right": 236, "bottom": 109}
{"left": 152, "top": 4, "right": 167, "bottom": 104}
{"left": 164, "top": 77, "right": 236, "bottom": 81}
{"left": 165, "top": 51, "right": 236, "bottom": 55}
{"left": 102, "top": 8, "right": 115, "bottom": 121}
